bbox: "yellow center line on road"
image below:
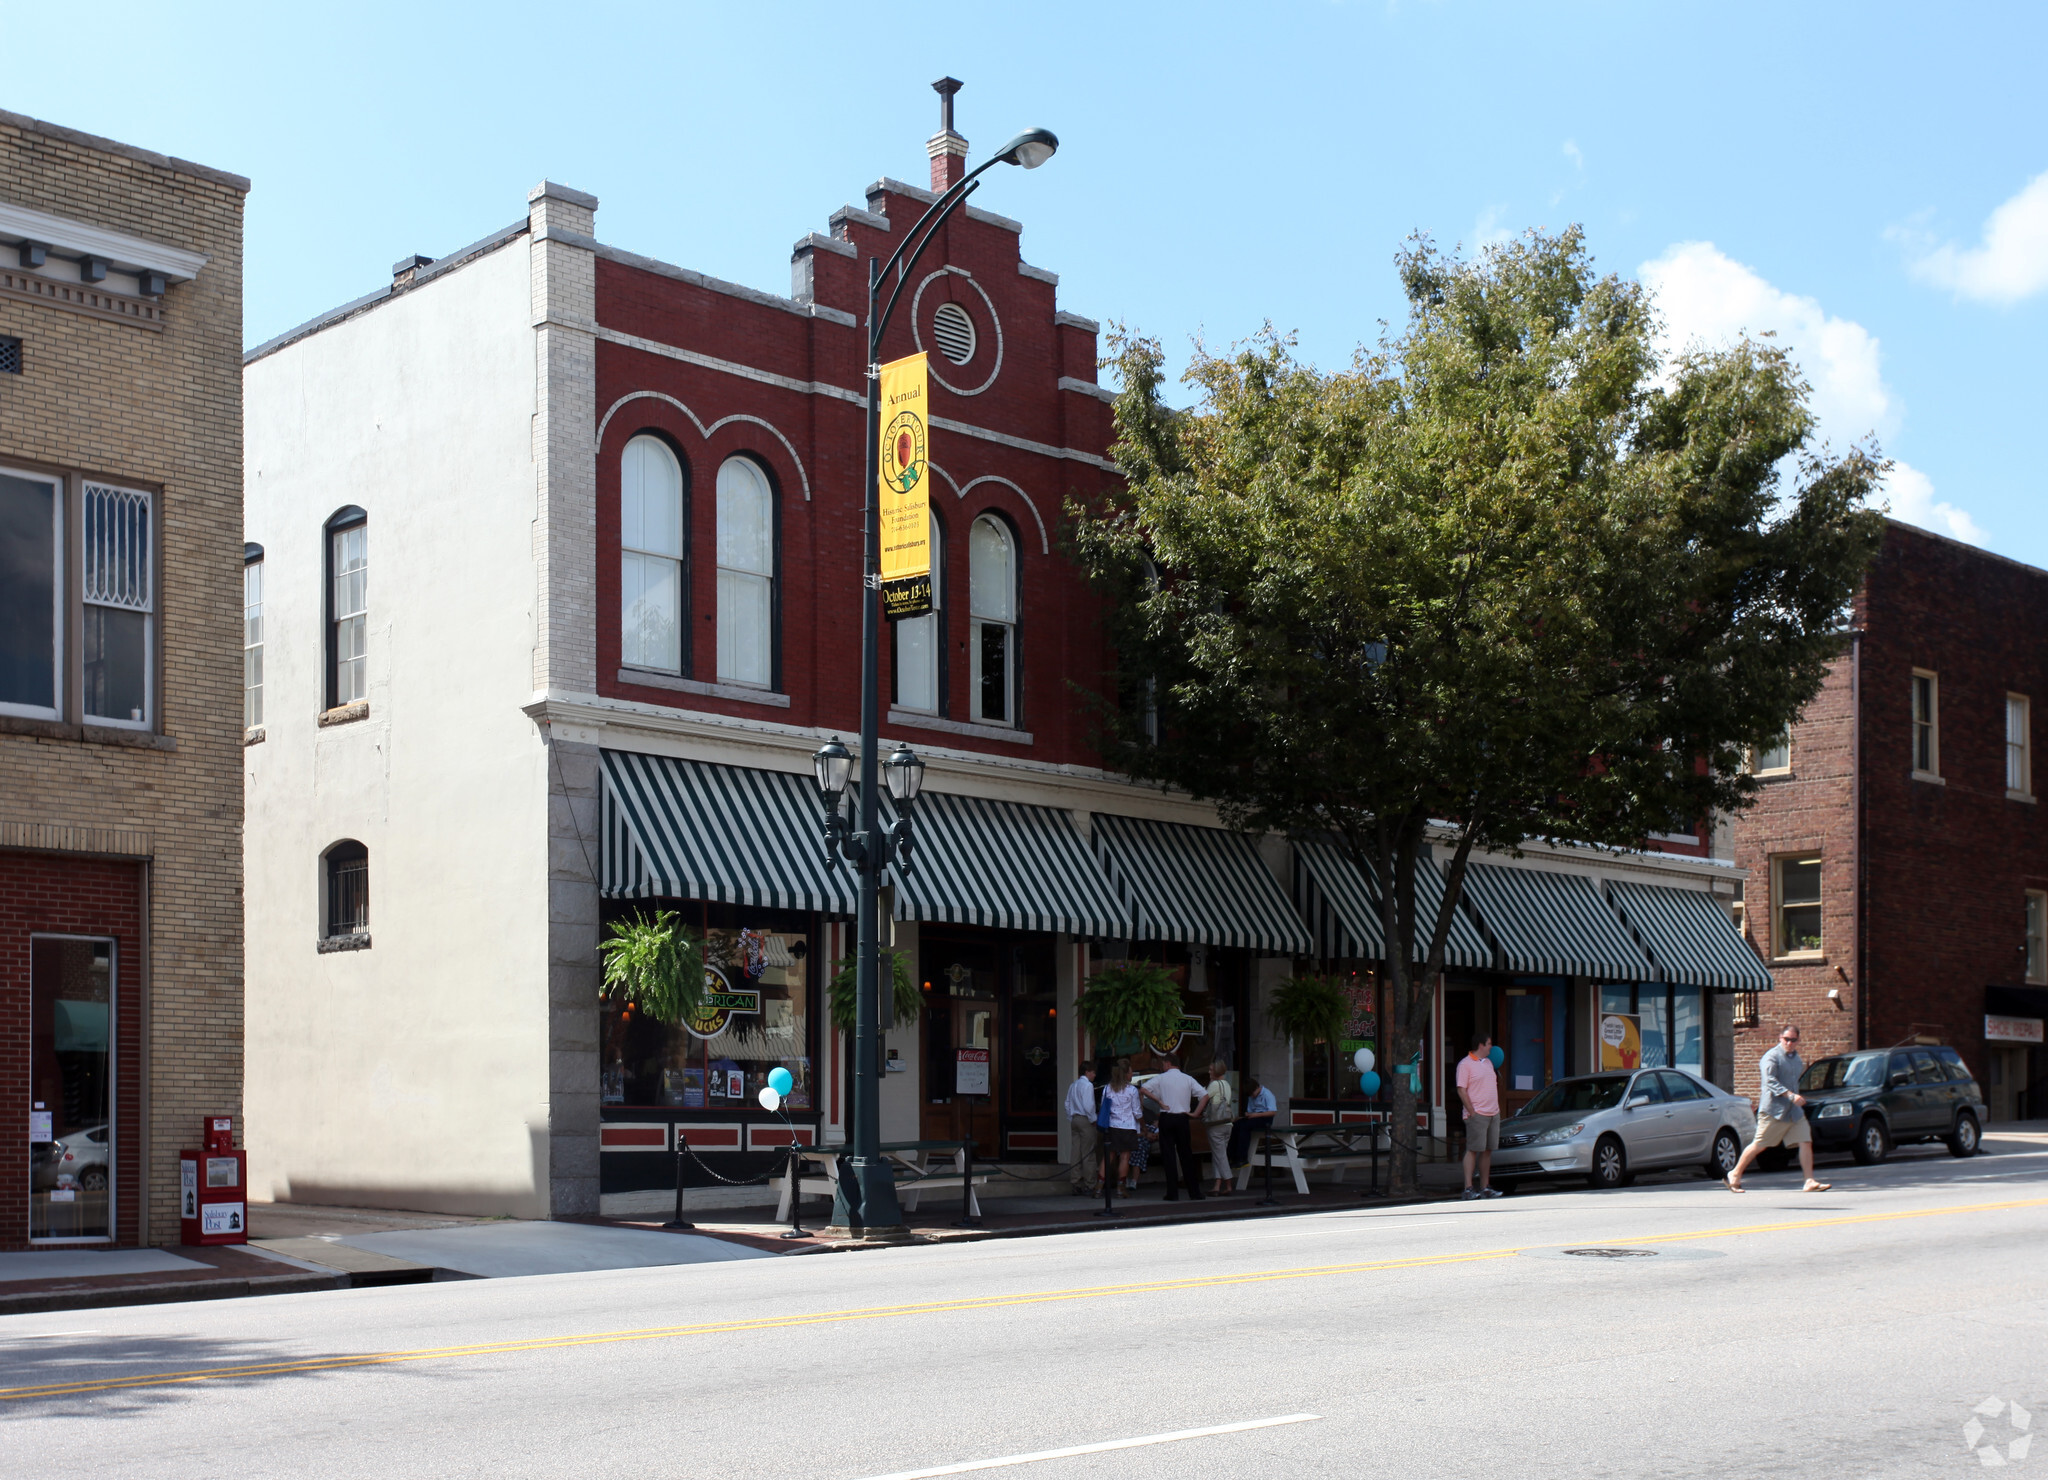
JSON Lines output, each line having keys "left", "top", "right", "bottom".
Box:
{"left": 8, "top": 1193, "right": 2046, "bottom": 1404}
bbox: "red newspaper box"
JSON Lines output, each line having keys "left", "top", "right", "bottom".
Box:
{"left": 180, "top": 1116, "right": 247, "bottom": 1245}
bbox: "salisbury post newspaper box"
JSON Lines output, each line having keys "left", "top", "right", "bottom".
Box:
{"left": 180, "top": 1116, "right": 247, "bottom": 1245}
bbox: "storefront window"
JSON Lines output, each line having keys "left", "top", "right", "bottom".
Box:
{"left": 600, "top": 927, "right": 811, "bottom": 1112}
{"left": 1639, "top": 989, "right": 1670, "bottom": 1069}
{"left": 1671, "top": 986, "right": 1704, "bottom": 1073}
{"left": 30, "top": 937, "right": 114, "bottom": 1240}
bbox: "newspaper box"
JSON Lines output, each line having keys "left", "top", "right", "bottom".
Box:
{"left": 180, "top": 1116, "right": 247, "bottom": 1245}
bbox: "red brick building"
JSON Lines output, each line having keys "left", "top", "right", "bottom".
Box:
{"left": 1729, "top": 521, "right": 2048, "bottom": 1120}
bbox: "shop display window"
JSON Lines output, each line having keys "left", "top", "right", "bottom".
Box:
{"left": 30, "top": 936, "right": 114, "bottom": 1241}
{"left": 601, "top": 926, "right": 812, "bottom": 1112}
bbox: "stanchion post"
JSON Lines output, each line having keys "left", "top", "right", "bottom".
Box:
{"left": 782, "top": 1140, "right": 810, "bottom": 1240}
{"left": 664, "top": 1131, "right": 695, "bottom": 1230}
{"left": 955, "top": 1138, "right": 980, "bottom": 1229}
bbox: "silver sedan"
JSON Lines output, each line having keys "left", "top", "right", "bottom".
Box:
{"left": 1488, "top": 1068, "right": 1755, "bottom": 1191}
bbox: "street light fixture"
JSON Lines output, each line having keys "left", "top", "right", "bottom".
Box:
{"left": 821, "top": 92, "right": 1060, "bottom": 1240}
{"left": 812, "top": 738, "right": 853, "bottom": 809}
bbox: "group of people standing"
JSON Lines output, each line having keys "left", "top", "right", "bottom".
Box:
{"left": 1064, "top": 1054, "right": 1278, "bottom": 1200}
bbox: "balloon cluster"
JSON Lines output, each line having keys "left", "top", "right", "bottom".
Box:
{"left": 756, "top": 1066, "right": 796, "bottom": 1112}
{"left": 1354, "top": 1046, "right": 1379, "bottom": 1098}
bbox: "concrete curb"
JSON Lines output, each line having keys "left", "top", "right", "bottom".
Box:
{"left": 0, "top": 1270, "right": 347, "bottom": 1316}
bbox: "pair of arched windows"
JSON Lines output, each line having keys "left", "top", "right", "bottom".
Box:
{"left": 894, "top": 512, "right": 1018, "bottom": 726}
{"left": 621, "top": 435, "right": 776, "bottom": 688}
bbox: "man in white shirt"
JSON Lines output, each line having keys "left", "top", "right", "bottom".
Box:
{"left": 1064, "top": 1063, "right": 1100, "bottom": 1195}
{"left": 1140, "top": 1052, "right": 1208, "bottom": 1201}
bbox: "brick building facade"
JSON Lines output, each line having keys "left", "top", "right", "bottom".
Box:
{"left": 0, "top": 111, "right": 248, "bottom": 1247}
{"left": 1730, "top": 521, "right": 2048, "bottom": 1119}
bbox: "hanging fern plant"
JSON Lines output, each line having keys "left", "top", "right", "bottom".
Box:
{"left": 1076, "top": 959, "right": 1185, "bottom": 1056}
{"left": 829, "top": 949, "right": 922, "bottom": 1032}
{"left": 596, "top": 910, "right": 706, "bottom": 1026}
{"left": 1268, "top": 972, "right": 1349, "bottom": 1093}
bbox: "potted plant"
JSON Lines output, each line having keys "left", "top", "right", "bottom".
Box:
{"left": 828, "top": 949, "right": 923, "bottom": 1032}
{"left": 1267, "top": 973, "right": 1348, "bottom": 1098}
{"left": 1076, "top": 959, "right": 1186, "bottom": 1059}
{"left": 597, "top": 909, "right": 706, "bottom": 1025}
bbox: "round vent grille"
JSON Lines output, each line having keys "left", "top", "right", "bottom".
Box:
{"left": 932, "top": 301, "right": 977, "bottom": 366}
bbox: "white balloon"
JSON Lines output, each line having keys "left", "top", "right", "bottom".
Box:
{"left": 756, "top": 1086, "right": 782, "bottom": 1112}
{"left": 1353, "top": 1047, "right": 1376, "bottom": 1074}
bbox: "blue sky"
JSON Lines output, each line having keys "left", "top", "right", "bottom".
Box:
{"left": 6, "top": 2, "right": 2043, "bottom": 562}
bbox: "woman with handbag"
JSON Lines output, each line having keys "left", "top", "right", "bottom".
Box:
{"left": 1202, "top": 1060, "right": 1237, "bottom": 1195}
{"left": 1098, "top": 1059, "right": 1142, "bottom": 1199}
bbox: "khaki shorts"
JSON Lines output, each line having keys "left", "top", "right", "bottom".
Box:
{"left": 1749, "top": 1113, "right": 1812, "bottom": 1148}
{"left": 1464, "top": 1113, "right": 1500, "bottom": 1154}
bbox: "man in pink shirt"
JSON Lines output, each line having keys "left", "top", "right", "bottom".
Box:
{"left": 1456, "top": 1033, "right": 1504, "bottom": 1201}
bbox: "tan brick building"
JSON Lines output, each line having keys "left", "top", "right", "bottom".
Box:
{"left": 1, "top": 109, "right": 247, "bottom": 1249}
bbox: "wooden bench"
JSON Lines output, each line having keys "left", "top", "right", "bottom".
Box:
{"left": 1234, "top": 1120, "right": 1389, "bottom": 1196}
{"left": 776, "top": 1140, "right": 991, "bottom": 1222}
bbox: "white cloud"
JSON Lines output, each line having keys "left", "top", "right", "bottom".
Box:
{"left": 1471, "top": 205, "right": 1512, "bottom": 251}
{"left": 1562, "top": 139, "right": 1584, "bottom": 173}
{"left": 1906, "top": 170, "right": 2048, "bottom": 304}
{"left": 1638, "top": 241, "right": 1983, "bottom": 545}
{"left": 1880, "top": 460, "right": 1985, "bottom": 544}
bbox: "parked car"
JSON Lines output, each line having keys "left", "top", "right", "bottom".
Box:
{"left": 1491, "top": 1068, "right": 1756, "bottom": 1191}
{"left": 1794, "top": 1046, "right": 1986, "bottom": 1165}
{"left": 33, "top": 1124, "right": 110, "bottom": 1192}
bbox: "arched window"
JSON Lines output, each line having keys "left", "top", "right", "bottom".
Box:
{"left": 716, "top": 456, "right": 775, "bottom": 687}
{"left": 323, "top": 840, "right": 369, "bottom": 940}
{"left": 893, "top": 510, "right": 944, "bottom": 713}
{"left": 969, "top": 514, "right": 1016, "bottom": 725}
{"left": 620, "top": 435, "right": 686, "bottom": 673}
{"left": 324, "top": 506, "right": 367, "bottom": 709}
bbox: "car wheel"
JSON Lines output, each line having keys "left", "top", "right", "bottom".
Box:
{"left": 1948, "top": 1113, "right": 1980, "bottom": 1159}
{"left": 79, "top": 1169, "right": 108, "bottom": 1192}
{"left": 1589, "top": 1136, "right": 1630, "bottom": 1190}
{"left": 1851, "top": 1117, "right": 1889, "bottom": 1166}
{"left": 1707, "top": 1129, "right": 1741, "bottom": 1179}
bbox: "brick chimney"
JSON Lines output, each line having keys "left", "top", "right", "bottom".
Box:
{"left": 927, "top": 76, "right": 968, "bottom": 192}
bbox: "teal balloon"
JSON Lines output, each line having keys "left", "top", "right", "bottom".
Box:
{"left": 767, "top": 1067, "right": 795, "bottom": 1097}
{"left": 1488, "top": 1046, "right": 1505, "bottom": 1067}
{"left": 1359, "top": 1071, "right": 1381, "bottom": 1097}
{"left": 1352, "top": 1047, "right": 1375, "bottom": 1074}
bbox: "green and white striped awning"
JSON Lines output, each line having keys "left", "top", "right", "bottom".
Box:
{"left": 1605, "top": 880, "right": 1773, "bottom": 992}
{"left": 601, "top": 750, "right": 856, "bottom": 912}
{"left": 1292, "top": 840, "right": 1491, "bottom": 970}
{"left": 1091, "top": 814, "right": 1312, "bottom": 954}
{"left": 1458, "top": 862, "right": 1652, "bottom": 981}
{"left": 887, "top": 791, "right": 1128, "bottom": 937}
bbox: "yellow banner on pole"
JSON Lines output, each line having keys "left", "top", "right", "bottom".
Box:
{"left": 878, "top": 352, "right": 932, "bottom": 618}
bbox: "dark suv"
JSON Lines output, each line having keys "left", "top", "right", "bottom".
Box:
{"left": 1793, "top": 1046, "right": 1987, "bottom": 1165}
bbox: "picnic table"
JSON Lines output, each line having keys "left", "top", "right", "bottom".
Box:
{"left": 1236, "top": 1118, "right": 1389, "bottom": 1199}
{"left": 775, "top": 1139, "right": 990, "bottom": 1223}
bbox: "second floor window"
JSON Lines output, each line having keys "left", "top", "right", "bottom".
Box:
{"left": 244, "top": 553, "right": 264, "bottom": 728}
{"left": 329, "top": 517, "right": 368, "bottom": 706}
{"left": 324, "top": 840, "right": 369, "bottom": 938}
{"left": 716, "top": 456, "right": 774, "bottom": 687}
{"left": 1911, "top": 669, "right": 1939, "bottom": 777}
{"left": 2009, "top": 694, "right": 2033, "bottom": 797}
{"left": 0, "top": 466, "right": 61, "bottom": 720}
{"left": 81, "top": 482, "right": 152, "bottom": 727}
{"left": 893, "top": 510, "right": 943, "bottom": 712}
{"left": 1751, "top": 733, "right": 1790, "bottom": 774}
{"left": 621, "top": 435, "right": 685, "bottom": 673}
{"left": 1773, "top": 855, "right": 1823, "bottom": 958}
{"left": 969, "top": 514, "right": 1016, "bottom": 725}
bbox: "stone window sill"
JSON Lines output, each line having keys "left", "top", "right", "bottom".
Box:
{"left": 2008, "top": 789, "right": 2036, "bottom": 804}
{"left": 243, "top": 726, "right": 267, "bottom": 747}
{"left": 1771, "top": 951, "right": 1825, "bottom": 966}
{"left": 0, "top": 713, "right": 176, "bottom": 751}
{"left": 1911, "top": 769, "right": 1945, "bottom": 785}
{"left": 617, "top": 668, "right": 791, "bottom": 708}
{"left": 887, "top": 708, "right": 1033, "bottom": 746}
{"left": 319, "top": 701, "right": 370, "bottom": 727}
{"left": 317, "top": 932, "right": 372, "bottom": 954}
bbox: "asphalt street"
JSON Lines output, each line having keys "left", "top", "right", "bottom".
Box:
{"left": 4, "top": 1135, "right": 2046, "bottom": 1480}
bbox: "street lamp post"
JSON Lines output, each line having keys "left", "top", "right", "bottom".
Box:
{"left": 811, "top": 121, "right": 1057, "bottom": 1238}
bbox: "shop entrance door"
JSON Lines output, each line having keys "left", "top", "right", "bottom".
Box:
{"left": 29, "top": 937, "right": 115, "bottom": 1242}
{"left": 1988, "top": 1047, "right": 2028, "bottom": 1122}
{"left": 1502, "top": 989, "right": 1548, "bottom": 1116}
{"left": 920, "top": 937, "right": 1002, "bottom": 1154}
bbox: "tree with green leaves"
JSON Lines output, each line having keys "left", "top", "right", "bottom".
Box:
{"left": 1069, "top": 227, "right": 1884, "bottom": 1196}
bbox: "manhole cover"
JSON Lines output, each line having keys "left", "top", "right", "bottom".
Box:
{"left": 1562, "top": 1247, "right": 1657, "bottom": 1258}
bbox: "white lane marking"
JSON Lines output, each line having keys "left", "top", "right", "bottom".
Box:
{"left": 9, "top": 1331, "right": 100, "bottom": 1340}
{"left": 852, "top": 1415, "right": 1322, "bottom": 1479}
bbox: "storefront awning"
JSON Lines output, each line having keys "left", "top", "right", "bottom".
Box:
{"left": 600, "top": 750, "right": 857, "bottom": 913}
{"left": 887, "top": 791, "right": 1128, "bottom": 937}
{"left": 1091, "top": 814, "right": 1312, "bottom": 954}
{"left": 1458, "top": 862, "right": 1652, "bottom": 982}
{"left": 1604, "top": 880, "right": 1773, "bottom": 992}
{"left": 1292, "top": 839, "right": 1491, "bottom": 970}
